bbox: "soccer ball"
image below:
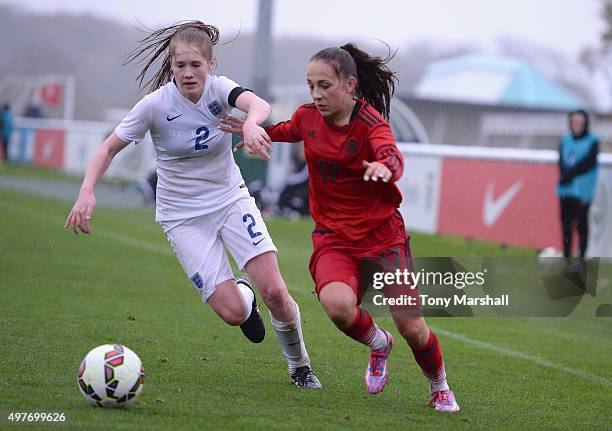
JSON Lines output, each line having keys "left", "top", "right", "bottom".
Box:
{"left": 537, "top": 247, "right": 564, "bottom": 268}
{"left": 538, "top": 247, "right": 562, "bottom": 259}
{"left": 77, "top": 344, "right": 144, "bottom": 408}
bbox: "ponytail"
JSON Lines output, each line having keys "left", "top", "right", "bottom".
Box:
{"left": 311, "top": 42, "right": 397, "bottom": 119}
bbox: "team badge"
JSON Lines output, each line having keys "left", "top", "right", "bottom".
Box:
{"left": 345, "top": 138, "right": 360, "bottom": 155}
{"left": 208, "top": 101, "right": 222, "bottom": 116}
{"left": 191, "top": 273, "right": 204, "bottom": 291}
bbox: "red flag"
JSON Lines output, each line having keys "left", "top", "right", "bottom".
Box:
{"left": 40, "top": 84, "right": 62, "bottom": 106}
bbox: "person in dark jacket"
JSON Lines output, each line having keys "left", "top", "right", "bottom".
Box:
{"left": 0, "top": 103, "right": 14, "bottom": 161}
{"left": 557, "top": 109, "right": 599, "bottom": 259}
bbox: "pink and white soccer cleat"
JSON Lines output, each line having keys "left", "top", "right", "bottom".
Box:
{"left": 365, "top": 330, "right": 393, "bottom": 394}
{"left": 428, "top": 390, "right": 460, "bottom": 412}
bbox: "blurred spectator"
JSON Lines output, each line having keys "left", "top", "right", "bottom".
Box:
{"left": 557, "top": 110, "right": 599, "bottom": 260}
{"left": 23, "top": 103, "right": 43, "bottom": 118}
{"left": 0, "top": 103, "right": 14, "bottom": 162}
{"left": 138, "top": 170, "right": 158, "bottom": 206}
{"left": 245, "top": 179, "right": 271, "bottom": 216}
{"left": 277, "top": 144, "right": 309, "bottom": 217}
{"left": 245, "top": 144, "right": 310, "bottom": 219}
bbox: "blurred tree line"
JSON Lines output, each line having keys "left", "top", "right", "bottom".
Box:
{"left": 0, "top": 4, "right": 596, "bottom": 120}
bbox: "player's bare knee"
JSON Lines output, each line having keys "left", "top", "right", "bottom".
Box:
{"left": 320, "top": 298, "right": 354, "bottom": 329}
{"left": 397, "top": 320, "right": 429, "bottom": 347}
{"left": 217, "top": 303, "right": 248, "bottom": 326}
{"left": 259, "top": 283, "right": 287, "bottom": 311}
{"left": 221, "top": 310, "right": 247, "bottom": 326}
{"left": 328, "top": 311, "right": 353, "bottom": 329}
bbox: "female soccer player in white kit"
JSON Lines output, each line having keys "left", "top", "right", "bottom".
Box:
{"left": 64, "top": 21, "right": 321, "bottom": 388}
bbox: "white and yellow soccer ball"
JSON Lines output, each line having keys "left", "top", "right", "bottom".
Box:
{"left": 77, "top": 344, "right": 144, "bottom": 408}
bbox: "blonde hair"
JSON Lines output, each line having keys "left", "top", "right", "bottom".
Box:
{"left": 125, "top": 20, "right": 220, "bottom": 92}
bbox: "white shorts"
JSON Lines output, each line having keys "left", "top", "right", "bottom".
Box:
{"left": 160, "top": 196, "right": 277, "bottom": 303}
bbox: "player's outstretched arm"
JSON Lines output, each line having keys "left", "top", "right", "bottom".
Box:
{"left": 219, "top": 115, "right": 244, "bottom": 136}
{"left": 219, "top": 115, "right": 250, "bottom": 154}
{"left": 64, "top": 132, "right": 130, "bottom": 235}
{"left": 220, "top": 110, "right": 303, "bottom": 153}
{"left": 362, "top": 160, "right": 392, "bottom": 183}
{"left": 366, "top": 124, "right": 404, "bottom": 183}
{"left": 233, "top": 92, "right": 272, "bottom": 160}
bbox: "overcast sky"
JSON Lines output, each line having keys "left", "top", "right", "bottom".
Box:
{"left": 2, "top": 0, "right": 606, "bottom": 59}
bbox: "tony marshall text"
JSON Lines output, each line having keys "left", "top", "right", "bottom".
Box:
{"left": 371, "top": 269, "right": 508, "bottom": 307}
{"left": 372, "top": 294, "right": 510, "bottom": 307}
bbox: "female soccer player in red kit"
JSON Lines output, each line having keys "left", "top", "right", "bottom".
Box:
{"left": 222, "top": 43, "right": 459, "bottom": 412}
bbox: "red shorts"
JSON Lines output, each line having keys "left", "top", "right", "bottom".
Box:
{"left": 309, "top": 211, "right": 414, "bottom": 304}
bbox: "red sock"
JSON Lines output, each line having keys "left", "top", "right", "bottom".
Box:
{"left": 411, "top": 330, "right": 448, "bottom": 392}
{"left": 342, "top": 307, "right": 377, "bottom": 346}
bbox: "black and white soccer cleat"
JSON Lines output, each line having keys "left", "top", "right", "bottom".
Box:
{"left": 291, "top": 366, "right": 322, "bottom": 389}
{"left": 237, "top": 278, "right": 265, "bottom": 343}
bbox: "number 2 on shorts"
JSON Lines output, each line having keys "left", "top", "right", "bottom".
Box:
{"left": 243, "top": 213, "right": 263, "bottom": 239}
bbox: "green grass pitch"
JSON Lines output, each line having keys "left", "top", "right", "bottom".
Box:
{"left": 0, "top": 168, "right": 611, "bottom": 430}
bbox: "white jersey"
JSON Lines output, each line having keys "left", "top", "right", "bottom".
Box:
{"left": 115, "top": 75, "right": 249, "bottom": 222}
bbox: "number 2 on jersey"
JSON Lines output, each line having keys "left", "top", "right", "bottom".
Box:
{"left": 195, "top": 126, "right": 209, "bottom": 151}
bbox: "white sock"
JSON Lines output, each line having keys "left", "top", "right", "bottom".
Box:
{"left": 367, "top": 325, "right": 389, "bottom": 350}
{"left": 236, "top": 280, "right": 254, "bottom": 324}
{"left": 428, "top": 367, "right": 450, "bottom": 393}
{"left": 269, "top": 302, "right": 311, "bottom": 374}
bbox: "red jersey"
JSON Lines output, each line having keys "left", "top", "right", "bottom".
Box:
{"left": 266, "top": 100, "right": 404, "bottom": 241}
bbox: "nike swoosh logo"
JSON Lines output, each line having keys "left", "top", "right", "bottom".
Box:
{"left": 483, "top": 181, "right": 523, "bottom": 227}
{"left": 166, "top": 114, "right": 183, "bottom": 121}
{"left": 252, "top": 238, "right": 265, "bottom": 246}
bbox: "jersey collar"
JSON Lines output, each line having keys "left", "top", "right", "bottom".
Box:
{"left": 322, "top": 99, "right": 362, "bottom": 131}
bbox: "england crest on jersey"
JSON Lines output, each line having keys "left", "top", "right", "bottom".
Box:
{"left": 208, "top": 101, "right": 222, "bottom": 116}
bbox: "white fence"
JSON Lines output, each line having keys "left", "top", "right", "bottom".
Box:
{"left": 397, "top": 143, "right": 612, "bottom": 256}
{"left": 7, "top": 117, "right": 612, "bottom": 256}
{"left": 7, "top": 117, "right": 154, "bottom": 181}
